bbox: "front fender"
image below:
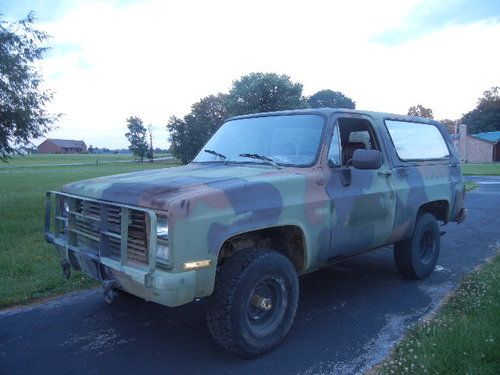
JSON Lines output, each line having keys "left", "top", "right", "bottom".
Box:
{"left": 166, "top": 170, "right": 331, "bottom": 296}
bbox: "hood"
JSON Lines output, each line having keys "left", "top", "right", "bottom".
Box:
{"left": 61, "top": 163, "right": 285, "bottom": 211}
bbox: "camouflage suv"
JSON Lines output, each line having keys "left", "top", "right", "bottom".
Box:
{"left": 45, "top": 108, "right": 467, "bottom": 356}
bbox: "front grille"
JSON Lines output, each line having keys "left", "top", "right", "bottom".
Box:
{"left": 70, "top": 198, "right": 149, "bottom": 265}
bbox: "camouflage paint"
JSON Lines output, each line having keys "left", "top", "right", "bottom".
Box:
{"left": 46, "top": 108, "right": 465, "bottom": 307}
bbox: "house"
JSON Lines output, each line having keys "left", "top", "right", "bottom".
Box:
{"left": 37, "top": 139, "right": 88, "bottom": 154}
{"left": 453, "top": 126, "right": 500, "bottom": 163}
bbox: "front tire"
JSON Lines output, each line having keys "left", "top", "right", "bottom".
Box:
{"left": 394, "top": 212, "right": 440, "bottom": 279}
{"left": 206, "top": 248, "right": 299, "bottom": 357}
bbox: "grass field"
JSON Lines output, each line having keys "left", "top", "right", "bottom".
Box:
{"left": 1, "top": 153, "right": 170, "bottom": 167}
{"left": 461, "top": 163, "right": 500, "bottom": 176}
{"left": 0, "top": 155, "right": 179, "bottom": 308}
{"left": 375, "top": 253, "right": 500, "bottom": 375}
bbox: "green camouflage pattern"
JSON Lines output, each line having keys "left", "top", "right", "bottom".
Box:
{"left": 47, "top": 108, "right": 466, "bottom": 306}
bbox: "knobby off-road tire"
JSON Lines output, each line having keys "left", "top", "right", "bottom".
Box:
{"left": 394, "top": 212, "right": 441, "bottom": 279}
{"left": 206, "top": 248, "right": 299, "bottom": 357}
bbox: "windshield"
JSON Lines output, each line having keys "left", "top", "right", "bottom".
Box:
{"left": 193, "top": 114, "right": 325, "bottom": 167}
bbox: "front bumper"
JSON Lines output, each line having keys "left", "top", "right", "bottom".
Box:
{"left": 45, "top": 192, "right": 196, "bottom": 307}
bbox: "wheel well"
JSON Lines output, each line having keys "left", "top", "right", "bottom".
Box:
{"left": 217, "top": 226, "right": 306, "bottom": 272}
{"left": 419, "top": 200, "right": 449, "bottom": 223}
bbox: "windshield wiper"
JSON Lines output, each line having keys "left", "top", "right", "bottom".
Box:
{"left": 239, "top": 153, "right": 281, "bottom": 169}
{"left": 204, "top": 149, "right": 227, "bottom": 162}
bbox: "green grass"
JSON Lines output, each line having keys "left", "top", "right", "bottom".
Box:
{"left": 2, "top": 153, "right": 170, "bottom": 167}
{"left": 461, "top": 163, "right": 500, "bottom": 176}
{"left": 375, "top": 253, "right": 500, "bottom": 375}
{"left": 0, "top": 158, "right": 179, "bottom": 308}
{"left": 465, "top": 180, "right": 478, "bottom": 192}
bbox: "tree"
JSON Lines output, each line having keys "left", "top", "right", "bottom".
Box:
{"left": 307, "top": 89, "right": 355, "bottom": 109}
{"left": 88, "top": 145, "right": 94, "bottom": 154}
{"left": 461, "top": 87, "right": 500, "bottom": 134}
{"left": 439, "top": 119, "right": 457, "bottom": 134}
{"left": 225, "top": 73, "right": 305, "bottom": 116}
{"left": 167, "top": 94, "right": 229, "bottom": 163}
{"left": 169, "top": 73, "right": 357, "bottom": 164}
{"left": 0, "top": 12, "right": 59, "bottom": 161}
{"left": 407, "top": 105, "right": 434, "bottom": 119}
{"left": 125, "top": 116, "right": 148, "bottom": 162}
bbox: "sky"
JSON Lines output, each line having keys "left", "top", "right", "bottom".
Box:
{"left": 1, "top": 0, "right": 500, "bottom": 149}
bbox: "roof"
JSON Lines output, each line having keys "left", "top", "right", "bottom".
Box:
{"left": 45, "top": 139, "right": 87, "bottom": 148}
{"left": 231, "top": 108, "right": 440, "bottom": 126}
{"left": 472, "top": 131, "right": 500, "bottom": 143}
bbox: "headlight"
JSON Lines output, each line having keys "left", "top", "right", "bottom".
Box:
{"left": 60, "top": 198, "right": 69, "bottom": 217}
{"left": 157, "top": 217, "right": 169, "bottom": 239}
{"left": 156, "top": 216, "right": 171, "bottom": 267}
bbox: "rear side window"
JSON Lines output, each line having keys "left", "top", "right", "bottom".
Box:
{"left": 385, "top": 120, "right": 450, "bottom": 160}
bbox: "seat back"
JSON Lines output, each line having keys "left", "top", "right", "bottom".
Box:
{"left": 342, "top": 142, "right": 366, "bottom": 164}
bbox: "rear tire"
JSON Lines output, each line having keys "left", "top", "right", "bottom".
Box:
{"left": 394, "top": 213, "right": 440, "bottom": 279}
{"left": 206, "top": 248, "right": 299, "bottom": 357}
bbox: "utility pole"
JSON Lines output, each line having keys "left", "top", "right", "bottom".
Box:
{"left": 148, "top": 124, "right": 154, "bottom": 162}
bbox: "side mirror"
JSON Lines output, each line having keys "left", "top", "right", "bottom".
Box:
{"left": 352, "top": 149, "right": 383, "bottom": 170}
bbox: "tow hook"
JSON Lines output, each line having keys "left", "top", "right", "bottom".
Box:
{"left": 102, "top": 279, "right": 119, "bottom": 304}
{"left": 61, "top": 259, "right": 71, "bottom": 279}
{"left": 457, "top": 208, "right": 468, "bottom": 224}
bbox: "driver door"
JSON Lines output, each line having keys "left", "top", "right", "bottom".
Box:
{"left": 324, "top": 116, "right": 396, "bottom": 258}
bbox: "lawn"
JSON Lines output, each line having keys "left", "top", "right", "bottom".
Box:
{"left": 375, "top": 253, "right": 500, "bottom": 375}
{"left": 464, "top": 180, "right": 478, "bottom": 192}
{"left": 461, "top": 163, "right": 500, "bottom": 176}
{"left": 2, "top": 153, "right": 170, "bottom": 167}
{"left": 0, "top": 157, "right": 179, "bottom": 308}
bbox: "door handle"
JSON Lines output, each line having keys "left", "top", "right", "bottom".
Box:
{"left": 378, "top": 170, "right": 392, "bottom": 177}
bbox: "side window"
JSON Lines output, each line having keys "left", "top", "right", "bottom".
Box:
{"left": 385, "top": 120, "right": 450, "bottom": 160}
{"left": 327, "top": 124, "right": 341, "bottom": 166}
{"left": 338, "top": 118, "right": 380, "bottom": 166}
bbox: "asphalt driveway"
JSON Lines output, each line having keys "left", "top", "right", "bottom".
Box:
{"left": 1, "top": 176, "right": 499, "bottom": 375}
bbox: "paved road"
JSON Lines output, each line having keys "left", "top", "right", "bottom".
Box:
{"left": 1, "top": 176, "right": 499, "bottom": 375}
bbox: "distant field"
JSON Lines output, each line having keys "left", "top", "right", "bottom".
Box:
{"left": 461, "top": 163, "right": 500, "bottom": 176}
{"left": 0, "top": 157, "right": 179, "bottom": 308}
{"left": 2, "top": 153, "right": 170, "bottom": 167}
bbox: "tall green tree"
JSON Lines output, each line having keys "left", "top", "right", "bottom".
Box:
{"left": 0, "top": 12, "right": 59, "bottom": 161}
{"left": 125, "top": 116, "right": 148, "bottom": 162}
{"left": 408, "top": 105, "right": 434, "bottom": 119}
{"left": 225, "top": 73, "right": 305, "bottom": 116}
{"left": 461, "top": 87, "right": 500, "bottom": 134}
{"left": 307, "top": 89, "right": 355, "bottom": 109}
{"left": 167, "top": 94, "right": 228, "bottom": 163}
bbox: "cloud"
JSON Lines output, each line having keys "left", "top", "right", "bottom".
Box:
{"left": 373, "top": 0, "right": 500, "bottom": 45}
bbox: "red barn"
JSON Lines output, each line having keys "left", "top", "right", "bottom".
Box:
{"left": 37, "top": 139, "right": 87, "bottom": 154}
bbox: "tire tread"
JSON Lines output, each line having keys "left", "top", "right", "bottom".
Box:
{"left": 394, "top": 212, "right": 440, "bottom": 279}
{"left": 206, "top": 248, "right": 298, "bottom": 357}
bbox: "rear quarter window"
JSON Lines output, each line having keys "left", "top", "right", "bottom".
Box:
{"left": 385, "top": 120, "right": 450, "bottom": 160}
